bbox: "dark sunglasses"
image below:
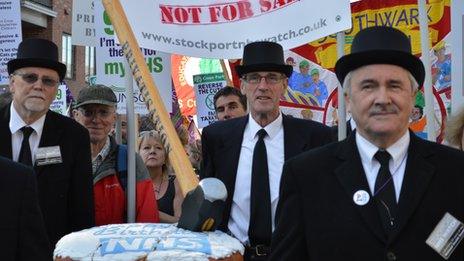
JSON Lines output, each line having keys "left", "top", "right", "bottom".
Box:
{"left": 13, "top": 72, "right": 60, "bottom": 87}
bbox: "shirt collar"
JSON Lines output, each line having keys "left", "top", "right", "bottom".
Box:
{"left": 356, "top": 130, "right": 410, "bottom": 169}
{"left": 9, "top": 101, "right": 46, "bottom": 137}
{"left": 349, "top": 117, "right": 357, "bottom": 130}
{"left": 94, "top": 136, "right": 111, "bottom": 162}
{"left": 247, "top": 112, "right": 283, "bottom": 140}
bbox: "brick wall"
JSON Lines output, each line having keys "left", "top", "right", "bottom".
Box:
{"left": 22, "top": 0, "right": 86, "bottom": 99}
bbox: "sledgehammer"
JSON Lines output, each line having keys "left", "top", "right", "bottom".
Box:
{"left": 178, "top": 178, "right": 227, "bottom": 232}
{"left": 102, "top": 0, "right": 227, "bottom": 232}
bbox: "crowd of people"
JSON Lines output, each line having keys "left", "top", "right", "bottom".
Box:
{"left": 1, "top": 26, "right": 464, "bottom": 261}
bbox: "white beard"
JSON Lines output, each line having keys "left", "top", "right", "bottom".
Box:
{"left": 24, "top": 98, "right": 48, "bottom": 113}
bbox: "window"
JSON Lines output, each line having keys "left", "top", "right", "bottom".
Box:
{"left": 61, "top": 34, "right": 74, "bottom": 79}
{"left": 85, "top": 46, "right": 96, "bottom": 77}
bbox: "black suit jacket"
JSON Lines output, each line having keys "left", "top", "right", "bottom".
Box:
{"left": 200, "top": 114, "right": 334, "bottom": 231}
{"left": 0, "top": 156, "right": 51, "bottom": 261}
{"left": 270, "top": 131, "right": 464, "bottom": 260}
{"left": 0, "top": 104, "right": 95, "bottom": 248}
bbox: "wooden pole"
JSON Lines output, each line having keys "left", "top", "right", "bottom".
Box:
{"left": 102, "top": 0, "right": 199, "bottom": 196}
{"left": 220, "top": 59, "right": 233, "bottom": 86}
{"left": 418, "top": 0, "right": 436, "bottom": 141}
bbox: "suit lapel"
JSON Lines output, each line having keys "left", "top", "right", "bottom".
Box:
{"left": 282, "top": 115, "right": 306, "bottom": 160}
{"left": 388, "top": 133, "right": 435, "bottom": 243}
{"left": 0, "top": 105, "right": 12, "bottom": 159}
{"left": 34, "top": 111, "right": 63, "bottom": 175}
{"left": 334, "top": 132, "right": 387, "bottom": 243}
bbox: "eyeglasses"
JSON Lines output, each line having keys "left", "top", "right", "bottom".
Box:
{"left": 242, "top": 73, "right": 285, "bottom": 84}
{"left": 13, "top": 72, "right": 60, "bottom": 87}
{"left": 78, "top": 107, "right": 113, "bottom": 119}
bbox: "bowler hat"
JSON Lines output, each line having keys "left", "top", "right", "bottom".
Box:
{"left": 7, "top": 38, "right": 67, "bottom": 81}
{"left": 236, "top": 42, "right": 293, "bottom": 78}
{"left": 335, "top": 26, "right": 425, "bottom": 86}
{"left": 75, "top": 85, "right": 117, "bottom": 108}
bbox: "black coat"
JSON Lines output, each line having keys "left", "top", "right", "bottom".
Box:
{"left": 0, "top": 156, "right": 51, "bottom": 261}
{"left": 200, "top": 114, "right": 334, "bottom": 231}
{"left": 270, "top": 131, "right": 464, "bottom": 261}
{"left": 0, "top": 104, "right": 95, "bottom": 248}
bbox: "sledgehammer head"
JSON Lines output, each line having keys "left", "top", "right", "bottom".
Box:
{"left": 177, "top": 178, "right": 227, "bottom": 232}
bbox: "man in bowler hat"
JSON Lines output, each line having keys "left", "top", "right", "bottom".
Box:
{"left": 270, "top": 26, "right": 464, "bottom": 260}
{"left": 0, "top": 38, "right": 95, "bottom": 250}
{"left": 201, "top": 41, "right": 333, "bottom": 260}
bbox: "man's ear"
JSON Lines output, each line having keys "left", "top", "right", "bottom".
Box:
{"left": 9, "top": 76, "right": 16, "bottom": 93}
{"left": 283, "top": 78, "right": 288, "bottom": 91}
{"left": 72, "top": 109, "right": 79, "bottom": 119}
{"left": 240, "top": 81, "right": 246, "bottom": 95}
{"left": 344, "top": 92, "right": 351, "bottom": 113}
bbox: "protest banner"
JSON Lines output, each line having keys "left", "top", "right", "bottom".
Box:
{"left": 288, "top": 0, "right": 451, "bottom": 133}
{"left": 193, "top": 73, "right": 226, "bottom": 128}
{"left": 71, "top": 0, "right": 97, "bottom": 46}
{"left": 0, "top": 0, "right": 22, "bottom": 84}
{"left": 171, "top": 55, "right": 226, "bottom": 116}
{"left": 95, "top": 1, "right": 172, "bottom": 115}
{"left": 119, "top": 0, "right": 352, "bottom": 58}
{"left": 228, "top": 0, "right": 451, "bottom": 141}
{"left": 50, "top": 85, "right": 67, "bottom": 115}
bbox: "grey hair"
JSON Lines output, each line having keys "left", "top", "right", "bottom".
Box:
{"left": 342, "top": 67, "right": 419, "bottom": 95}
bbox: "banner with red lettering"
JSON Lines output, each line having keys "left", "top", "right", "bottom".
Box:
{"left": 120, "top": 0, "right": 351, "bottom": 58}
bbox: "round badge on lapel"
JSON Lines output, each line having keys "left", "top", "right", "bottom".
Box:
{"left": 353, "top": 190, "right": 370, "bottom": 206}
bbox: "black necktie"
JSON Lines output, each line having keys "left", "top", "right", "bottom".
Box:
{"left": 374, "top": 150, "right": 397, "bottom": 233}
{"left": 248, "top": 129, "right": 272, "bottom": 246}
{"left": 18, "top": 126, "right": 34, "bottom": 166}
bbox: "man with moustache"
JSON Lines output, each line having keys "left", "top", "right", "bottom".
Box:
{"left": 201, "top": 41, "right": 333, "bottom": 260}
{"left": 270, "top": 26, "right": 464, "bottom": 261}
{"left": 0, "top": 38, "right": 95, "bottom": 250}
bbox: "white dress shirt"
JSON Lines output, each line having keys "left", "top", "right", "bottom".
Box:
{"left": 9, "top": 102, "right": 46, "bottom": 164}
{"left": 228, "top": 113, "right": 285, "bottom": 244}
{"left": 356, "top": 131, "right": 409, "bottom": 201}
{"left": 349, "top": 117, "right": 357, "bottom": 130}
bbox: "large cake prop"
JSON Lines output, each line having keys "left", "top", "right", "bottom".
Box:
{"left": 54, "top": 223, "right": 244, "bottom": 260}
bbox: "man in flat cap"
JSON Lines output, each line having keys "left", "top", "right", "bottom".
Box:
{"left": 201, "top": 41, "right": 333, "bottom": 260}
{"left": 73, "top": 84, "right": 159, "bottom": 225}
{"left": 270, "top": 26, "right": 464, "bottom": 261}
{"left": 0, "top": 38, "right": 95, "bottom": 250}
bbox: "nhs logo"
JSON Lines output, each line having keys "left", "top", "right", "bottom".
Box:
{"left": 98, "top": 234, "right": 212, "bottom": 255}
{"left": 99, "top": 237, "right": 157, "bottom": 255}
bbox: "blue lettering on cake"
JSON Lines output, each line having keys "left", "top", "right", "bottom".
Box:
{"left": 157, "top": 234, "right": 212, "bottom": 255}
{"left": 99, "top": 237, "right": 158, "bottom": 255}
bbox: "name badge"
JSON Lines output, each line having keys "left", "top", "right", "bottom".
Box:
{"left": 426, "top": 212, "right": 464, "bottom": 260}
{"left": 35, "top": 146, "right": 62, "bottom": 166}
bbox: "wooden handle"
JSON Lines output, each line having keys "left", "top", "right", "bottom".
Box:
{"left": 220, "top": 59, "right": 233, "bottom": 87}
{"left": 102, "top": 0, "right": 199, "bottom": 196}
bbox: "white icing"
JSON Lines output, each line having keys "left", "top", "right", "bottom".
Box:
{"left": 54, "top": 223, "right": 244, "bottom": 261}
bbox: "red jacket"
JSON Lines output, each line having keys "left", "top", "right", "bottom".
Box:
{"left": 93, "top": 139, "right": 159, "bottom": 225}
